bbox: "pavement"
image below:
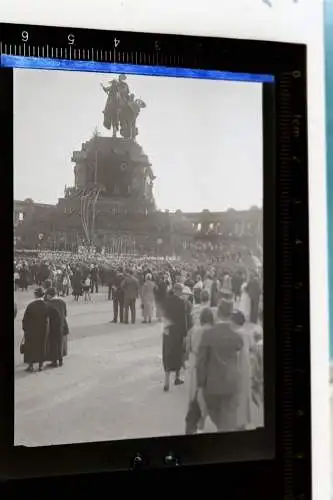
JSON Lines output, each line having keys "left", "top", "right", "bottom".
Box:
{"left": 14, "top": 287, "right": 262, "bottom": 447}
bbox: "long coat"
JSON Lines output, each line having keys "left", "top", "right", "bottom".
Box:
{"left": 121, "top": 275, "right": 139, "bottom": 301}
{"left": 141, "top": 280, "right": 155, "bottom": 317}
{"left": 72, "top": 271, "right": 83, "bottom": 296}
{"left": 45, "top": 298, "right": 67, "bottom": 362}
{"left": 197, "top": 321, "right": 243, "bottom": 431}
{"left": 22, "top": 299, "right": 49, "bottom": 363}
{"left": 162, "top": 294, "right": 187, "bottom": 372}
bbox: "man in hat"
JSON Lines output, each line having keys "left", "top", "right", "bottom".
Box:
{"left": 111, "top": 268, "right": 125, "bottom": 323}
{"left": 22, "top": 287, "right": 48, "bottom": 372}
{"left": 197, "top": 298, "right": 243, "bottom": 432}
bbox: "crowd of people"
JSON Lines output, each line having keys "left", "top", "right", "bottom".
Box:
{"left": 14, "top": 251, "right": 263, "bottom": 434}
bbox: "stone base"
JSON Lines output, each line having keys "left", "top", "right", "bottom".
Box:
{"left": 73, "top": 136, "right": 153, "bottom": 201}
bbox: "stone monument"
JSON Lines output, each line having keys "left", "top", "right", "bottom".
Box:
{"left": 61, "top": 74, "right": 156, "bottom": 246}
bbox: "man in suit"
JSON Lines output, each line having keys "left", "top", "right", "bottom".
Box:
{"left": 103, "top": 266, "right": 116, "bottom": 301}
{"left": 111, "top": 269, "right": 125, "bottom": 323}
{"left": 197, "top": 299, "right": 243, "bottom": 432}
{"left": 121, "top": 269, "right": 140, "bottom": 324}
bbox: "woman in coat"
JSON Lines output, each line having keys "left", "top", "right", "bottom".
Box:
{"left": 44, "top": 287, "right": 67, "bottom": 368}
{"left": 162, "top": 283, "right": 189, "bottom": 391}
{"left": 22, "top": 287, "right": 48, "bottom": 372}
{"left": 141, "top": 273, "right": 155, "bottom": 323}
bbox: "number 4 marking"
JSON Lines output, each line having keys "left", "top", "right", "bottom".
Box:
{"left": 114, "top": 38, "right": 120, "bottom": 48}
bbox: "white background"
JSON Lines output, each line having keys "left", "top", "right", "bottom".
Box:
{"left": 2, "top": 1, "right": 328, "bottom": 498}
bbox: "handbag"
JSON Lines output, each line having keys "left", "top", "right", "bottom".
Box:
{"left": 20, "top": 337, "right": 25, "bottom": 354}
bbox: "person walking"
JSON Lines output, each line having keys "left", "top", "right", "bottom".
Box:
{"left": 121, "top": 269, "right": 139, "bottom": 324}
{"left": 21, "top": 287, "right": 49, "bottom": 372}
{"left": 141, "top": 273, "right": 155, "bottom": 323}
{"left": 162, "top": 283, "right": 189, "bottom": 392}
{"left": 196, "top": 299, "right": 243, "bottom": 432}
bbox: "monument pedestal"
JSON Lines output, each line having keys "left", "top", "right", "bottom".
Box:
{"left": 72, "top": 136, "right": 154, "bottom": 208}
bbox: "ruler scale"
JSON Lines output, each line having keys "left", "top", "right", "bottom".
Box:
{"left": 0, "top": 21, "right": 247, "bottom": 70}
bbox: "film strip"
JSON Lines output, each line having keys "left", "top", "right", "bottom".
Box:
{"left": 1, "top": 22, "right": 311, "bottom": 498}
{"left": 276, "top": 68, "right": 310, "bottom": 499}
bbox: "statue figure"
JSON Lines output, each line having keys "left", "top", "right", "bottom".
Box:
{"left": 101, "top": 74, "right": 146, "bottom": 139}
{"left": 101, "top": 79, "right": 120, "bottom": 136}
{"left": 119, "top": 94, "right": 146, "bottom": 139}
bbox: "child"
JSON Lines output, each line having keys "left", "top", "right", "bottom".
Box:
{"left": 82, "top": 275, "right": 92, "bottom": 302}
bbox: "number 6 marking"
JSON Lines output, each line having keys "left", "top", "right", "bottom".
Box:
{"left": 22, "top": 31, "right": 29, "bottom": 42}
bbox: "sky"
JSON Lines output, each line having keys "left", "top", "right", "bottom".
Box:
{"left": 14, "top": 68, "right": 263, "bottom": 212}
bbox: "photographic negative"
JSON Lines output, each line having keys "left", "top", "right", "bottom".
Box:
{"left": 13, "top": 65, "right": 264, "bottom": 446}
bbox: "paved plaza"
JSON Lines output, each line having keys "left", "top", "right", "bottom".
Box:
{"left": 14, "top": 287, "right": 264, "bottom": 446}
{"left": 14, "top": 287, "right": 215, "bottom": 446}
